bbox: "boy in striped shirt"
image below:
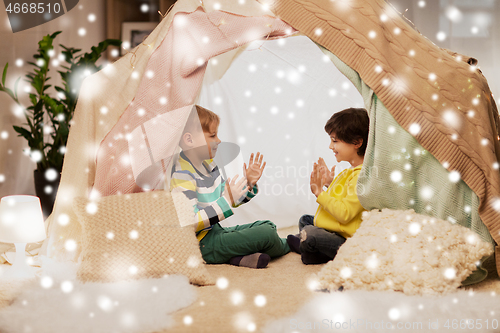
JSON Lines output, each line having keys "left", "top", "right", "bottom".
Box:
{"left": 170, "top": 105, "right": 290, "bottom": 268}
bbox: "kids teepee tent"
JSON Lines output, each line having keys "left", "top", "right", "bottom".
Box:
{"left": 41, "top": 0, "right": 500, "bottom": 278}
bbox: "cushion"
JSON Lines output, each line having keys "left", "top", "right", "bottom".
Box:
{"left": 73, "top": 191, "right": 214, "bottom": 285}
{"left": 317, "top": 209, "right": 493, "bottom": 295}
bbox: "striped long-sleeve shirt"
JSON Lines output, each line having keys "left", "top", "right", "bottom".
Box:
{"left": 170, "top": 151, "right": 258, "bottom": 241}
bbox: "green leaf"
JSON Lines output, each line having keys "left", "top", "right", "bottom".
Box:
{"left": 41, "top": 95, "right": 60, "bottom": 111}
{"left": 32, "top": 76, "right": 43, "bottom": 94}
{"left": 13, "top": 126, "right": 32, "bottom": 141}
{"left": 3, "top": 87, "right": 14, "bottom": 99}
{"left": 2, "top": 63, "right": 7, "bottom": 86}
{"left": 0, "top": 85, "right": 16, "bottom": 101}
{"left": 29, "top": 93, "right": 37, "bottom": 106}
{"left": 33, "top": 99, "right": 44, "bottom": 116}
{"left": 50, "top": 31, "right": 62, "bottom": 39}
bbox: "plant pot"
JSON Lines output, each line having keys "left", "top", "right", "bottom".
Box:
{"left": 33, "top": 170, "right": 60, "bottom": 219}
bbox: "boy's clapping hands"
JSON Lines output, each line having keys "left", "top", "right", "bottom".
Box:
{"left": 224, "top": 175, "right": 248, "bottom": 206}
{"left": 243, "top": 152, "right": 266, "bottom": 189}
{"left": 225, "top": 152, "right": 266, "bottom": 206}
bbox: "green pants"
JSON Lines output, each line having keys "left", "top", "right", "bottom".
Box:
{"left": 199, "top": 220, "right": 290, "bottom": 264}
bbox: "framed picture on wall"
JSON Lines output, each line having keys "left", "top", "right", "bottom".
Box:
{"left": 121, "top": 22, "right": 158, "bottom": 54}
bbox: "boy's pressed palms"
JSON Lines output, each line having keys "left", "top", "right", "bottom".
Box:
{"left": 318, "top": 157, "right": 335, "bottom": 186}
{"left": 310, "top": 162, "right": 328, "bottom": 197}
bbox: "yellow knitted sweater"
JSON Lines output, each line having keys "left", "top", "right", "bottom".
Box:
{"left": 315, "top": 165, "right": 365, "bottom": 238}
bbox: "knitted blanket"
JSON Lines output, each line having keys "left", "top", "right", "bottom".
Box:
{"left": 320, "top": 49, "right": 493, "bottom": 283}
{"left": 323, "top": 48, "right": 493, "bottom": 244}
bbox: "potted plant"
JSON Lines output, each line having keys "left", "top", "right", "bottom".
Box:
{"left": 0, "top": 31, "right": 121, "bottom": 217}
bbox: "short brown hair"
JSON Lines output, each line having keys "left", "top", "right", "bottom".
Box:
{"left": 194, "top": 105, "right": 220, "bottom": 132}
{"left": 182, "top": 105, "right": 220, "bottom": 136}
{"left": 324, "top": 108, "right": 369, "bottom": 156}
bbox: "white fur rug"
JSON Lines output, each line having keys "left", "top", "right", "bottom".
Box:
{"left": 0, "top": 258, "right": 196, "bottom": 333}
{"left": 264, "top": 290, "right": 500, "bottom": 332}
{"left": 316, "top": 209, "right": 494, "bottom": 295}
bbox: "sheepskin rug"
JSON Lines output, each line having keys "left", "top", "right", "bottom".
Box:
{"left": 0, "top": 258, "right": 196, "bottom": 333}
{"left": 317, "top": 209, "right": 493, "bottom": 295}
{"left": 264, "top": 290, "right": 500, "bottom": 333}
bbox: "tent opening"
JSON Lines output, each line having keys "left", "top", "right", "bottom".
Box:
{"left": 197, "top": 35, "right": 364, "bottom": 228}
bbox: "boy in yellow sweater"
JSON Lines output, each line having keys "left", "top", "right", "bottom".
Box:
{"left": 287, "top": 108, "right": 369, "bottom": 264}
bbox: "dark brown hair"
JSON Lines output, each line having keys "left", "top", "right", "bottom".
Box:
{"left": 324, "top": 108, "right": 369, "bottom": 156}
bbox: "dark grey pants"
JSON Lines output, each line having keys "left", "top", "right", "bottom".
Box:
{"left": 298, "top": 214, "right": 346, "bottom": 259}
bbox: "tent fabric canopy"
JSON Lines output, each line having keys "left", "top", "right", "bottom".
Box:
{"left": 41, "top": 0, "right": 500, "bottom": 274}
{"left": 92, "top": 8, "right": 295, "bottom": 196}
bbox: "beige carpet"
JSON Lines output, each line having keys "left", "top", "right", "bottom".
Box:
{"left": 167, "top": 227, "right": 321, "bottom": 333}
{"left": 0, "top": 227, "right": 498, "bottom": 332}
{"left": 167, "top": 226, "right": 500, "bottom": 332}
